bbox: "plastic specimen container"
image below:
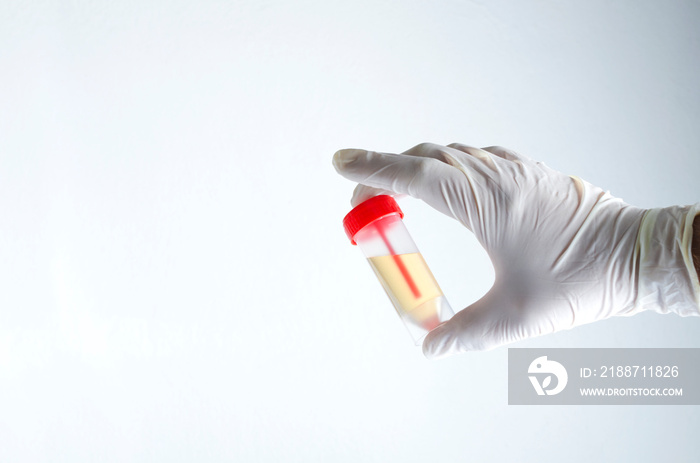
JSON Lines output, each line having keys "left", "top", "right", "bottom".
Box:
{"left": 343, "top": 195, "right": 454, "bottom": 344}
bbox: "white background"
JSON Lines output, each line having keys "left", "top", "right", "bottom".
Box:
{"left": 1, "top": 0, "right": 699, "bottom": 461}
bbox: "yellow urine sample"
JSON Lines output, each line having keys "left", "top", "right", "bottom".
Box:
{"left": 368, "top": 252, "right": 443, "bottom": 328}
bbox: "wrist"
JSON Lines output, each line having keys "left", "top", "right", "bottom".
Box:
{"left": 635, "top": 204, "right": 700, "bottom": 316}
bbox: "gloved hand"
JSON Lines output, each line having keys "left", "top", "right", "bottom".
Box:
{"left": 333, "top": 143, "right": 700, "bottom": 359}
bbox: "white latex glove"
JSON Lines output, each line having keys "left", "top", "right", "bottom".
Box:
{"left": 333, "top": 143, "right": 700, "bottom": 359}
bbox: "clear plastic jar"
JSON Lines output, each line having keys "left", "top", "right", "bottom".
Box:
{"left": 343, "top": 195, "right": 454, "bottom": 344}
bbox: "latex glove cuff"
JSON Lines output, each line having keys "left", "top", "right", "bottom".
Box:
{"left": 636, "top": 204, "right": 700, "bottom": 316}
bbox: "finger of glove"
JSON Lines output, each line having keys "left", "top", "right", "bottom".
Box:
{"left": 447, "top": 142, "right": 538, "bottom": 168}
{"left": 405, "top": 142, "right": 511, "bottom": 182}
{"left": 333, "top": 148, "right": 470, "bottom": 220}
{"left": 344, "top": 143, "right": 455, "bottom": 206}
{"left": 336, "top": 143, "right": 494, "bottom": 180}
{"left": 422, "top": 291, "right": 512, "bottom": 359}
{"left": 480, "top": 145, "right": 533, "bottom": 163}
{"left": 351, "top": 186, "right": 407, "bottom": 207}
{"left": 445, "top": 143, "right": 504, "bottom": 170}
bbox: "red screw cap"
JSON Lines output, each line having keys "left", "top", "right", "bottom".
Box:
{"left": 342, "top": 195, "right": 404, "bottom": 245}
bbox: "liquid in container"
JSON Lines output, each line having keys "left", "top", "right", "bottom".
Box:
{"left": 343, "top": 195, "right": 454, "bottom": 344}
